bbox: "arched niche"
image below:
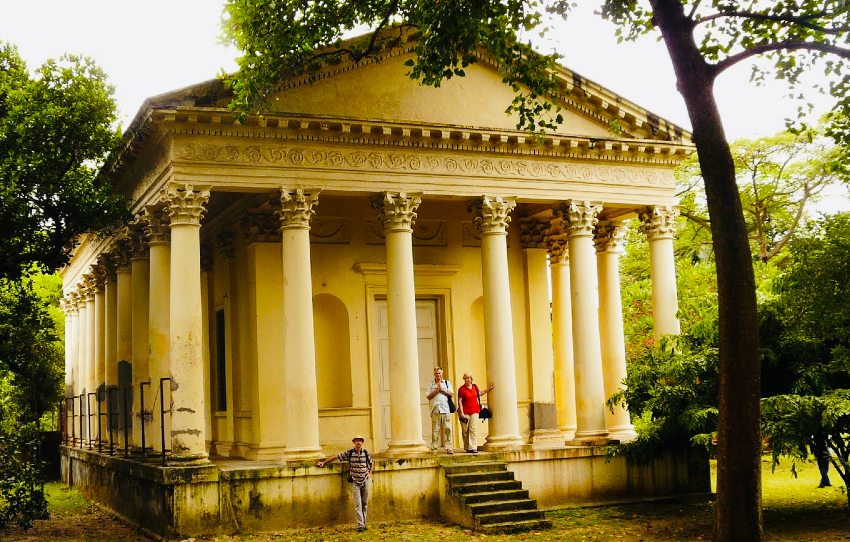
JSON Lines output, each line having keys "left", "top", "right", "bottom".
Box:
{"left": 313, "top": 293, "right": 353, "bottom": 408}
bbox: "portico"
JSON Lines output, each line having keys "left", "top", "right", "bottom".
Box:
{"left": 59, "top": 38, "right": 698, "bottom": 536}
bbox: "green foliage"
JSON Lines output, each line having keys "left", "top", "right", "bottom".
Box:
{"left": 0, "top": 43, "right": 126, "bottom": 280}
{"left": 609, "top": 331, "right": 719, "bottom": 464}
{"left": 222, "top": 0, "right": 563, "bottom": 130}
{"left": 0, "top": 424, "right": 49, "bottom": 531}
{"left": 675, "top": 128, "right": 847, "bottom": 264}
{"left": 762, "top": 391, "right": 850, "bottom": 491}
{"left": 0, "top": 273, "right": 64, "bottom": 429}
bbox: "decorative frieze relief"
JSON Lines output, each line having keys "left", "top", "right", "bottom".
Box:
{"left": 278, "top": 188, "right": 321, "bottom": 230}
{"left": 364, "top": 219, "right": 447, "bottom": 246}
{"left": 471, "top": 196, "right": 516, "bottom": 236}
{"left": 639, "top": 205, "right": 679, "bottom": 240}
{"left": 594, "top": 221, "right": 626, "bottom": 253}
{"left": 372, "top": 192, "right": 422, "bottom": 233}
{"left": 176, "top": 143, "right": 674, "bottom": 187}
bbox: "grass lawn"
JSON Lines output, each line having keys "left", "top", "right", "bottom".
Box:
{"left": 15, "top": 457, "right": 850, "bottom": 541}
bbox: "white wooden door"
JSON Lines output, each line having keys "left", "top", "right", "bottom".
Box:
{"left": 374, "top": 299, "right": 440, "bottom": 452}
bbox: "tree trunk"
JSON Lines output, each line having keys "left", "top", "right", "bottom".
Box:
{"left": 649, "top": 1, "right": 763, "bottom": 541}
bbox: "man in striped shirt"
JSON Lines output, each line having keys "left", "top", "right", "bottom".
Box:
{"left": 317, "top": 435, "right": 374, "bottom": 532}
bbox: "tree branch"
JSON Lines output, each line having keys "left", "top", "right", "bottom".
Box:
{"left": 697, "top": 9, "right": 847, "bottom": 34}
{"left": 680, "top": 208, "right": 712, "bottom": 230}
{"left": 713, "top": 40, "right": 850, "bottom": 77}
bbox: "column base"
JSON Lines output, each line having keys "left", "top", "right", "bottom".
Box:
{"left": 482, "top": 434, "right": 524, "bottom": 451}
{"left": 167, "top": 451, "right": 210, "bottom": 465}
{"left": 245, "top": 443, "right": 287, "bottom": 461}
{"left": 559, "top": 425, "right": 577, "bottom": 441}
{"left": 569, "top": 428, "right": 612, "bottom": 447}
{"left": 282, "top": 445, "right": 325, "bottom": 463}
{"left": 385, "top": 439, "right": 429, "bottom": 457}
{"left": 607, "top": 424, "right": 638, "bottom": 442}
{"left": 529, "top": 429, "right": 567, "bottom": 449}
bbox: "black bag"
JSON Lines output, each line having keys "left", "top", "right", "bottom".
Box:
{"left": 475, "top": 384, "right": 491, "bottom": 420}
{"left": 444, "top": 380, "right": 456, "bottom": 413}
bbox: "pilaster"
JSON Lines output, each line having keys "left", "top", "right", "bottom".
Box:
{"left": 519, "top": 218, "right": 561, "bottom": 447}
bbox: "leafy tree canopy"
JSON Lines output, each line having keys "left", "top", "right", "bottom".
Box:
{"left": 0, "top": 43, "right": 126, "bottom": 280}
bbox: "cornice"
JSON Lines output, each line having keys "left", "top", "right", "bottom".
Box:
{"left": 162, "top": 110, "right": 692, "bottom": 167}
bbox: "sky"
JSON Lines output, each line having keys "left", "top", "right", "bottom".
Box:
{"left": 0, "top": 1, "right": 837, "bottom": 140}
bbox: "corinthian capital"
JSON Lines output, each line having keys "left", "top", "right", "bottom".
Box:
{"left": 163, "top": 183, "right": 211, "bottom": 226}
{"left": 278, "top": 188, "right": 321, "bottom": 230}
{"left": 143, "top": 205, "right": 170, "bottom": 245}
{"left": 594, "top": 221, "right": 626, "bottom": 253}
{"left": 372, "top": 192, "right": 421, "bottom": 233}
{"left": 470, "top": 196, "right": 516, "bottom": 235}
{"left": 559, "top": 200, "right": 602, "bottom": 238}
{"left": 639, "top": 205, "right": 679, "bottom": 240}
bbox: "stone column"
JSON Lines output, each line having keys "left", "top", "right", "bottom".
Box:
{"left": 116, "top": 242, "right": 133, "bottom": 369}
{"left": 83, "top": 276, "right": 96, "bottom": 441}
{"left": 519, "top": 218, "right": 562, "bottom": 447}
{"left": 546, "top": 227, "right": 577, "bottom": 440}
{"left": 373, "top": 192, "right": 428, "bottom": 455}
{"left": 63, "top": 295, "right": 79, "bottom": 398}
{"left": 93, "top": 265, "right": 107, "bottom": 392}
{"left": 75, "top": 286, "right": 87, "bottom": 396}
{"left": 200, "top": 247, "right": 212, "bottom": 452}
{"left": 129, "top": 225, "right": 150, "bottom": 449}
{"left": 471, "top": 196, "right": 523, "bottom": 450}
{"left": 278, "top": 188, "right": 324, "bottom": 461}
{"left": 163, "top": 184, "right": 210, "bottom": 463}
{"left": 145, "top": 205, "right": 170, "bottom": 452}
{"left": 640, "top": 205, "right": 681, "bottom": 342}
{"left": 595, "top": 221, "right": 637, "bottom": 441}
{"left": 563, "top": 200, "right": 609, "bottom": 441}
{"left": 102, "top": 255, "right": 118, "bottom": 387}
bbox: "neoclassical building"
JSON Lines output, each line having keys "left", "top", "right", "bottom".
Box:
{"left": 60, "top": 40, "right": 701, "bottom": 536}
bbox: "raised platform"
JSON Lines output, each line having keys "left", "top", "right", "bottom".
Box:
{"left": 61, "top": 445, "right": 709, "bottom": 538}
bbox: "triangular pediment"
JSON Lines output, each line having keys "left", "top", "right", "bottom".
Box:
{"left": 266, "top": 51, "right": 616, "bottom": 137}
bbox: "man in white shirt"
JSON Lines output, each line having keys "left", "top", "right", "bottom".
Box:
{"left": 426, "top": 367, "right": 454, "bottom": 454}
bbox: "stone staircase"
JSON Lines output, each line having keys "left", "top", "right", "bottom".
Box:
{"left": 442, "top": 460, "right": 552, "bottom": 534}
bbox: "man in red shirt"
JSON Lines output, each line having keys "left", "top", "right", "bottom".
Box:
{"left": 456, "top": 373, "right": 494, "bottom": 453}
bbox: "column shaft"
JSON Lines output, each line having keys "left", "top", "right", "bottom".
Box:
{"left": 130, "top": 254, "right": 150, "bottom": 449}
{"left": 474, "top": 196, "right": 523, "bottom": 450}
{"left": 280, "top": 195, "right": 323, "bottom": 459}
{"left": 595, "top": 222, "right": 636, "bottom": 441}
{"left": 549, "top": 240, "right": 577, "bottom": 440}
{"left": 374, "top": 192, "right": 428, "bottom": 455}
{"left": 104, "top": 273, "right": 118, "bottom": 386}
{"left": 641, "top": 206, "right": 681, "bottom": 342}
{"left": 146, "top": 208, "right": 171, "bottom": 453}
{"left": 165, "top": 185, "right": 210, "bottom": 463}
{"left": 565, "top": 201, "right": 609, "bottom": 440}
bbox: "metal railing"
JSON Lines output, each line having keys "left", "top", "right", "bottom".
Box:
{"left": 60, "top": 378, "right": 174, "bottom": 464}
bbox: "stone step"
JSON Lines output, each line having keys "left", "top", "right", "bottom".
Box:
{"left": 443, "top": 462, "right": 507, "bottom": 475}
{"left": 453, "top": 479, "right": 522, "bottom": 494}
{"left": 447, "top": 470, "right": 515, "bottom": 485}
{"left": 468, "top": 498, "right": 537, "bottom": 515}
{"left": 477, "top": 518, "right": 553, "bottom": 535}
{"left": 476, "top": 509, "right": 545, "bottom": 525}
{"left": 460, "top": 488, "right": 530, "bottom": 504}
